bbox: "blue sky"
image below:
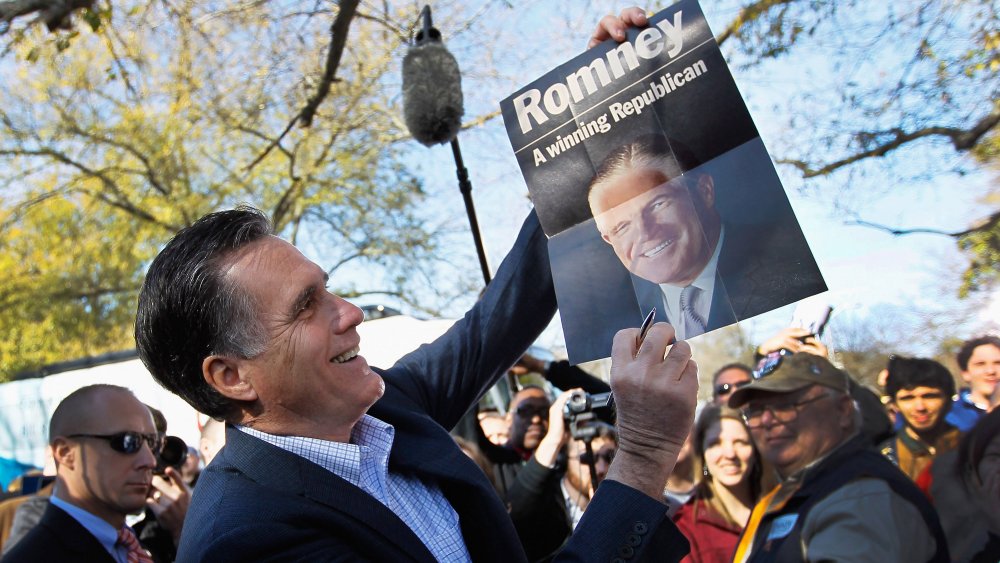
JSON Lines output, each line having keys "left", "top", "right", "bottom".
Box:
{"left": 373, "top": 1, "right": 999, "bottom": 359}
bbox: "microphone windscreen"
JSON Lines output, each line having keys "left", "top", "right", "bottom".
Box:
{"left": 402, "top": 42, "right": 464, "bottom": 146}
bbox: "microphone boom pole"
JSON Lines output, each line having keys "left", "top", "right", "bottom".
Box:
{"left": 406, "top": 5, "right": 491, "bottom": 286}
{"left": 450, "top": 137, "right": 491, "bottom": 285}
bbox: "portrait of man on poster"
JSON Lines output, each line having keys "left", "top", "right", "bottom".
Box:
{"left": 586, "top": 135, "right": 826, "bottom": 342}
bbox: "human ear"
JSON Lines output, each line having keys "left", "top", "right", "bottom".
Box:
{"left": 695, "top": 174, "right": 715, "bottom": 208}
{"left": 51, "top": 439, "right": 75, "bottom": 470}
{"left": 203, "top": 355, "right": 258, "bottom": 402}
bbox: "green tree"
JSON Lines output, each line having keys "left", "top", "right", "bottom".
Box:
{"left": 0, "top": 1, "right": 497, "bottom": 378}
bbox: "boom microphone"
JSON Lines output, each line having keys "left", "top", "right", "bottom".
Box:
{"left": 402, "top": 7, "right": 464, "bottom": 146}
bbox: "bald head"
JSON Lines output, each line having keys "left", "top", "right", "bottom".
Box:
{"left": 49, "top": 385, "right": 142, "bottom": 443}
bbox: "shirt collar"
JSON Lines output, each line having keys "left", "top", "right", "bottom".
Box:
{"left": 237, "top": 414, "right": 395, "bottom": 488}
{"left": 658, "top": 226, "right": 725, "bottom": 324}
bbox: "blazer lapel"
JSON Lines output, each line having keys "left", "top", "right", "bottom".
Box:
{"left": 41, "top": 503, "right": 118, "bottom": 562}
{"left": 224, "top": 426, "right": 435, "bottom": 562}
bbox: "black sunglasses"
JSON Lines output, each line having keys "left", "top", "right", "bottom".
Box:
{"left": 579, "top": 450, "right": 615, "bottom": 465}
{"left": 713, "top": 381, "right": 749, "bottom": 397}
{"left": 515, "top": 402, "right": 550, "bottom": 419}
{"left": 68, "top": 432, "right": 161, "bottom": 455}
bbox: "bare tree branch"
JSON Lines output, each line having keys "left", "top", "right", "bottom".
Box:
{"left": 0, "top": 0, "right": 94, "bottom": 32}
{"left": 847, "top": 208, "right": 1000, "bottom": 239}
{"left": 779, "top": 107, "right": 1000, "bottom": 178}
{"left": 245, "top": 0, "right": 359, "bottom": 172}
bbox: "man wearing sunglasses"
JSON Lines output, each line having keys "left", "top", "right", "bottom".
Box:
{"left": 711, "top": 363, "right": 752, "bottom": 405}
{"left": 3, "top": 385, "right": 157, "bottom": 563}
{"left": 562, "top": 424, "right": 618, "bottom": 528}
{"left": 727, "top": 353, "right": 948, "bottom": 562}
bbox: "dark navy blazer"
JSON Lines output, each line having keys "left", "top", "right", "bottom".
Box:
{"left": 1, "top": 503, "right": 117, "bottom": 563}
{"left": 175, "top": 212, "right": 689, "bottom": 563}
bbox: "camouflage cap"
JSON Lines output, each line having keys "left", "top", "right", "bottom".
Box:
{"left": 728, "top": 352, "right": 849, "bottom": 408}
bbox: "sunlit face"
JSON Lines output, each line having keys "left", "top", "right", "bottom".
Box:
{"left": 55, "top": 390, "right": 157, "bottom": 526}
{"left": 745, "top": 385, "right": 851, "bottom": 478}
{"left": 963, "top": 344, "right": 1000, "bottom": 404}
{"left": 224, "top": 236, "right": 383, "bottom": 440}
{"left": 703, "top": 418, "right": 755, "bottom": 489}
{"left": 507, "top": 388, "right": 550, "bottom": 451}
{"left": 894, "top": 386, "right": 948, "bottom": 433}
{"left": 590, "top": 167, "right": 717, "bottom": 286}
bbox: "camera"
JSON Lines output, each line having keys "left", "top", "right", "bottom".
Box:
{"left": 563, "top": 390, "right": 613, "bottom": 441}
{"left": 155, "top": 435, "right": 189, "bottom": 475}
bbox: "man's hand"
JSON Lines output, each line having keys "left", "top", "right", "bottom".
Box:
{"left": 146, "top": 466, "right": 192, "bottom": 544}
{"left": 588, "top": 7, "right": 648, "bottom": 49}
{"left": 511, "top": 353, "right": 547, "bottom": 376}
{"left": 757, "top": 327, "right": 829, "bottom": 358}
{"left": 533, "top": 389, "right": 577, "bottom": 468}
{"left": 605, "top": 323, "right": 698, "bottom": 501}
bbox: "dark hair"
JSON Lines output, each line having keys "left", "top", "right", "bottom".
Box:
{"left": 135, "top": 206, "right": 273, "bottom": 419}
{"left": 712, "top": 363, "right": 753, "bottom": 387}
{"left": 691, "top": 404, "right": 763, "bottom": 527}
{"left": 590, "top": 421, "right": 618, "bottom": 444}
{"left": 956, "top": 335, "right": 1000, "bottom": 371}
{"left": 588, "top": 134, "right": 703, "bottom": 200}
{"left": 884, "top": 356, "right": 956, "bottom": 399}
{"left": 146, "top": 404, "right": 168, "bottom": 434}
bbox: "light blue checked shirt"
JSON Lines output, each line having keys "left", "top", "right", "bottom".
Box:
{"left": 239, "top": 416, "right": 472, "bottom": 562}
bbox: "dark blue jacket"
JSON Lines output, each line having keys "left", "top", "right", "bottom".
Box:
{"left": 175, "top": 212, "right": 689, "bottom": 562}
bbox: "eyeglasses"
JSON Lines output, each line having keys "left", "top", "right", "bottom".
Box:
{"left": 579, "top": 450, "right": 615, "bottom": 465}
{"left": 67, "top": 432, "right": 161, "bottom": 455}
{"left": 514, "top": 402, "right": 550, "bottom": 419}
{"left": 740, "top": 393, "right": 830, "bottom": 429}
{"left": 753, "top": 349, "right": 792, "bottom": 379}
{"left": 713, "top": 381, "right": 748, "bottom": 398}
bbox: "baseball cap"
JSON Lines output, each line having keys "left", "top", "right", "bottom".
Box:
{"left": 728, "top": 352, "right": 849, "bottom": 408}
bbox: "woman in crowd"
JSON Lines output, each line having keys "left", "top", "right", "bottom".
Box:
{"left": 673, "top": 404, "right": 767, "bottom": 563}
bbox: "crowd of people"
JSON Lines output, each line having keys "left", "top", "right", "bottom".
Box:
{"left": 1, "top": 327, "right": 995, "bottom": 563}
{"left": 0, "top": 6, "right": 997, "bottom": 563}
{"left": 454, "top": 332, "right": 999, "bottom": 563}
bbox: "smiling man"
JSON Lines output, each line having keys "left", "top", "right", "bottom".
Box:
{"left": 588, "top": 135, "right": 825, "bottom": 340}
{"left": 879, "top": 356, "right": 961, "bottom": 481}
{"left": 727, "top": 353, "right": 949, "bottom": 562}
{"left": 134, "top": 195, "right": 699, "bottom": 562}
{"left": 947, "top": 335, "right": 1000, "bottom": 431}
{"left": 2, "top": 385, "right": 157, "bottom": 563}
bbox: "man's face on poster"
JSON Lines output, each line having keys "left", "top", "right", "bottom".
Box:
{"left": 590, "top": 167, "right": 719, "bottom": 286}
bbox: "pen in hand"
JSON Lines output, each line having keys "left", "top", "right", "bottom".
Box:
{"left": 634, "top": 307, "right": 656, "bottom": 357}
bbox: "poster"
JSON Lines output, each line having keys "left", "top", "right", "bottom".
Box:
{"left": 500, "top": 0, "right": 826, "bottom": 364}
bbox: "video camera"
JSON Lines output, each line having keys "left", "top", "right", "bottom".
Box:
{"left": 155, "top": 435, "right": 189, "bottom": 475}
{"left": 562, "top": 390, "right": 613, "bottom": 441}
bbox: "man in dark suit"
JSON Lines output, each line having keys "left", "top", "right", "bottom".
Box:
{"left": 589, "top": 135, "right": 826, "bottom": 340}
{"left": 2, "top": 385, "right": 157, "bottom": 562}
{"left": 134, "top": 198, "right": 698, "bottom": 561}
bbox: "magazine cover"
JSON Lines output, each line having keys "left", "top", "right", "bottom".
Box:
{"left": 500, "top": 0, "right": 827, "bottom": 364}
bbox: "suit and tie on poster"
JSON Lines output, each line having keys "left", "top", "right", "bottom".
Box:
{"left": 500, "top": 0, "right": 826, "bottom": 364}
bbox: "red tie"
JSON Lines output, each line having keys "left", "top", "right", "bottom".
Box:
{"left": 116, "top": 526, "right": 154, "bottom": 563}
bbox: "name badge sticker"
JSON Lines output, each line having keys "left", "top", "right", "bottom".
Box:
{"left": 766, "top": 514, "right": 798, "bottom": 541}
